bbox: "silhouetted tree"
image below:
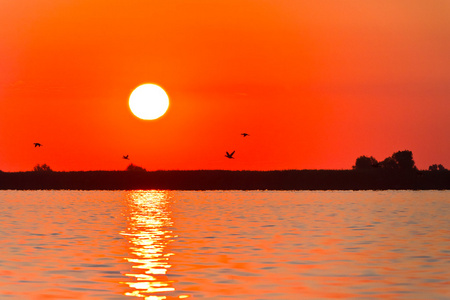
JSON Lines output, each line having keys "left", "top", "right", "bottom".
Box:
{"left": 126, "top": 163, "right": 147, "bottom": 172}
{"left": 392, "top": 150, "right": 416, "bottom": 170}
{"left": 33, "top": 164, "right": 53, "bottom": 172}
{"left": 438, "top": 164, "right": 447, "bottom": 171}
{"left": 380, "top": 157, "right": 398, "bottom": 169}
{"left": 429, "top": 164, "right": 447, "bottom": 171}
{"left": 353, "top": 156, "right": 378, "bottom": 169}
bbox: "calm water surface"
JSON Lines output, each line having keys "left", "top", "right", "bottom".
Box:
{"left": 0, "top": 190, "right": 449, "bottom": 299}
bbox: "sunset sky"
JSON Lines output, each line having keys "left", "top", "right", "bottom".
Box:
{"left": 1, "top": 0, "right": 449, "bottom": 171}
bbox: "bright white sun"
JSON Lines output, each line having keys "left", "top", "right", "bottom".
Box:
{"left": 129, "top": 84, "right": 169, "bottom": 120}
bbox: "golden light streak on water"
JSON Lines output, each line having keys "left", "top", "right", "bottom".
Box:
{"left": 120, "top": 190, "right": 179, "bottom": 298}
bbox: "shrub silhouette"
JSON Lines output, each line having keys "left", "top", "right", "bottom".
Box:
{"left": 392, "top": 150, "right": 416, "bottom": 170}
{"left": 379, "top": 157, "right": 398, "bottom": 169}
{"left": 429, "top": 164, "right": 447, "bottom": 171}
{"left": 126, "top": 163, "right": 147, "bottom": 172}
{"left": 353, "top": 156, "right": 378, "bottom": 169}
{"left": 33, "top": 164, "right": 53, "bottom": 172}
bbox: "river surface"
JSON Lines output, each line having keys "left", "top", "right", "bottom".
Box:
{"left": 0, "top": 190, "right": 449, "bottom": 299}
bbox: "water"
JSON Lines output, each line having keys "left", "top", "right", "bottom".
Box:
{"left": 0, "top": 190, "right": 449, "bottom": 299}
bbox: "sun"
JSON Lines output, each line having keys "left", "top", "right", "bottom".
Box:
{"left": 129, "top": 84, "right": 169, "bottom": 120}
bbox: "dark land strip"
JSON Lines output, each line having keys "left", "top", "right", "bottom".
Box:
{"left": 0, "top": 170, "right": 449, "bottom": 190}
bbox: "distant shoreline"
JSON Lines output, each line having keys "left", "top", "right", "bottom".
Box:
{"left": 0, "top": 170, "right": 449, "bottom": 190}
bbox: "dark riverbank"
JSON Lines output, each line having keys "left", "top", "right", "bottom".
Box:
{"left": 0, "top": 170, "right": 449, "bottom": 190}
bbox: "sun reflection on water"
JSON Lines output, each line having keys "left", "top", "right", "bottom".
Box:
{"left": 120, "top": 190, "right": 186, "bottom": 299}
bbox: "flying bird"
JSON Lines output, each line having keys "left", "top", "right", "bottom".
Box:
{"left": 34, "top": 143, "right": 42, "bottom": 147}
{"left": 123, "top": 155, "right": 129, "bottom": 160}
{"left": 225, "top": 151, "right": 235, "bottom": 159}
{"left": 241, "top": 133, "right": 249, "bottom": 137}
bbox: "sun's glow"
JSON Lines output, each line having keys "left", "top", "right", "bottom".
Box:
{"left": 129, "top": 84, "right": 169, "bottom": 120}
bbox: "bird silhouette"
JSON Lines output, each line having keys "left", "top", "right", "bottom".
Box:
{"left": 123, "top": 155, "right": 129, "bottom": 160}
{"left": 241, "top": 133, "right": 249, "bottom": 137}
{"left": 34, "top": 143, "right": 42, "bottom": 147}
{"left": 225, "top": 151, "right": 235, "bottom": 159}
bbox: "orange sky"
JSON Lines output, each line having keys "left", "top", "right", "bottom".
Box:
{"left": 1, "top": 0, "right": 449, "bottom": 171}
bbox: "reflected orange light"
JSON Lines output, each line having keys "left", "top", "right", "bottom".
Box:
{"left": 120, "top": 190, "right": 177, "bottom": 298}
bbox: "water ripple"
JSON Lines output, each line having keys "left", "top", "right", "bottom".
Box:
{"left": 0, "top": 190, "right": 449, "bottom": 299}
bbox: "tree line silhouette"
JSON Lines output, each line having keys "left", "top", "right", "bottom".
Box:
{"left": 0, "top": 168, "right": 448, "bottom": 190}
{"left": 0, "top": 150, "right": 447, "bottom": 190}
